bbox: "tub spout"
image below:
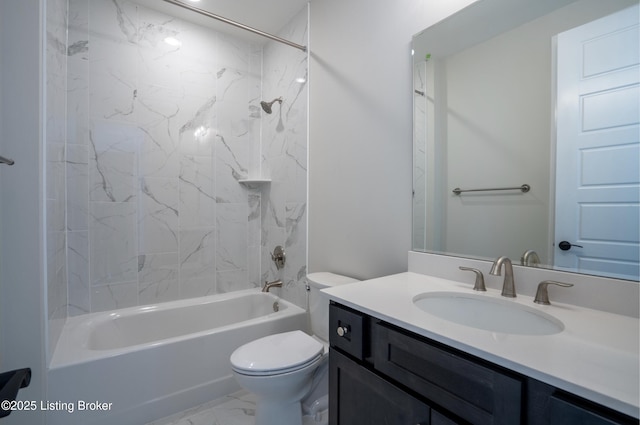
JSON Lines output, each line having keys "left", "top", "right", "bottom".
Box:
{"left": 262, "top": 279, "right": 283, "bottom": 292}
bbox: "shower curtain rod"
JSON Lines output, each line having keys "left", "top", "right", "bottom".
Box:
{"left": 162, "top": 0, "right": 307, "bottom": 52}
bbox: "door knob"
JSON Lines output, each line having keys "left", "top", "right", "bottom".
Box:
{"left": 558, "top": 241, "right": 583, "bottom": 251}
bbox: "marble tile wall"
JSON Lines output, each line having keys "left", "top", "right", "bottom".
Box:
{"left": 259, "top": 7, "right": 309, "bottom": 307}
{"left": 63, "top": 0, "right": 308, "bottom": 315}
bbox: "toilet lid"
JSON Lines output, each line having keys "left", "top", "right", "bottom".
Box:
{"left": 230, "top": 330, "right": 324, "bottom": 375}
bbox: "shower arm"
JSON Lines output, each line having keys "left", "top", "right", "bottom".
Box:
{"left": 260, "top": 97, "right": 283, "bottom": 114}
{"left": 162, "top": 0, "right": 307, "bottom": 52}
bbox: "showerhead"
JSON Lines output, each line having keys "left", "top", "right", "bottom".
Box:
{"left": 260, "top": 97, "right": 283, "bottom": 114}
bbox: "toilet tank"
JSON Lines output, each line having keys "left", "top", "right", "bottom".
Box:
{"left": 307, "top": 272, "right": 360, "bottom": 342}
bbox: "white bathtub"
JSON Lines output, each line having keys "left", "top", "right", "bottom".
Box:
{"left": 48, "top": 289, "right": 307, "bottom": 425}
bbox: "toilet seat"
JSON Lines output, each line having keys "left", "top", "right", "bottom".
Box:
{"left": 231, "top": 330, "right": 324, "bottom": 376}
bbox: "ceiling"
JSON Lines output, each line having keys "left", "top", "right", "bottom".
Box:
{"left": 132, "top": 0, "right": 309, "bottom": 44}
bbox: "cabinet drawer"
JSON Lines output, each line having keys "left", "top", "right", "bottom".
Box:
{"left": 373, "top": 322, "right": 522, "bottom": 425}
{"left": 549, "top": 394, "right": 637, "bottom": 425}
{"left": 329, "top": 303, "right": 366, "bottom": 360}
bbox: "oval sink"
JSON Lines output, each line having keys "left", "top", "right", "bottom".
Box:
{"left": 413, "top": 292, "right": 564, "bottom": 335}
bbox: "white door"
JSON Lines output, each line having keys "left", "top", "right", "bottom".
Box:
{"left": 554, "top": 4, "right": 640, "bottom": 280}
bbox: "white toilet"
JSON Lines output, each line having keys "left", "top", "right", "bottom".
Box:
{"left": 230, "top": 272, "right": 359, "bottom": 425}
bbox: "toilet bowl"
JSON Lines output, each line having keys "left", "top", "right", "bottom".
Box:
{"left": 231, "top": 330, "right": 324, "bottom": 425}
{"left": 229, "top": 272, "right": 359, "bottom": 425}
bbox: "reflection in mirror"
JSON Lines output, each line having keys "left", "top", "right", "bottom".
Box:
{"left": 412, "top": 0, "right": 639, "bottom": 281}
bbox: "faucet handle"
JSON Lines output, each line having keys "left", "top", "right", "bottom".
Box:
{"left": 534, "top": 280, "right": 573, "bottom": 305}
{"left": 459, "top": 267, "right": 486, "bottom": 292}
{"left": 271, "top": 246, "right": 286, "bottom": 270}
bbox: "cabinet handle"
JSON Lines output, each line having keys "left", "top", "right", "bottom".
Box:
{"left": 336, "top": 326, "right": 349, "bottom": 337}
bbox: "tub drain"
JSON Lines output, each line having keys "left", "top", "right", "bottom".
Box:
{"left": 272, "top": 301, "right": 280, "bottom": 312}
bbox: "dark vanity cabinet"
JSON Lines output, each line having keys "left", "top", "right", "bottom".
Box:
{"left": 328, "top": 302, "right": 637, "bottom": 425}
{"left": 330, "top": 349, "right": 431, "bottom": 424}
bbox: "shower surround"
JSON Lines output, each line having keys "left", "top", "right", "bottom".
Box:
{"left": 47, "top": 0, "right": 308, "bottom": 357}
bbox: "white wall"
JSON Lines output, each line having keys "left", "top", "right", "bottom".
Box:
{"left": 442, "top": 15, "right": 553, "bottom": 262}
{"left": 308, "top": 0, "right": 476, "bottom": 279}
{"left": 0, "top": 1, "right": 47, "bottom": 424}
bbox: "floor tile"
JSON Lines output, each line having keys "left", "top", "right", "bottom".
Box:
{"left": 147, "top": 390, "right": 328, "bottom": 425}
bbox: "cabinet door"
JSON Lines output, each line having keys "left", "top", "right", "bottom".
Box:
{"left": 373, "top": 322, "right": 522, "bottom": 425}
{"left": 329, "top": 349, "right": 431, "bottom": 425}
{"left": 431, "top": 410, "right": 462, "bottom": 425}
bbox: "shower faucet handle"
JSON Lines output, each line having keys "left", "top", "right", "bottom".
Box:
{"left": 271, "top": 246, "right": 285, "bottom": 270}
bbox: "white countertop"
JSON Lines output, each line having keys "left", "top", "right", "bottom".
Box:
{"left": 322, "top": 272, "right": 640, "bottom": 418}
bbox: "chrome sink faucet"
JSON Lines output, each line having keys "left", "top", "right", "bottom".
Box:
{"left": 520, "top": 249, "right": 540, "bottom": 267}
{"left": 490, "top": 256, "right": 516, "bottom": 298}
{"left": 262, "top": 279, "right": 283, "bottom": 292}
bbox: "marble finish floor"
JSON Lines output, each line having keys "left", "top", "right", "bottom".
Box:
{"left": 147, "top": 391, "right": 328, "bottom": 425}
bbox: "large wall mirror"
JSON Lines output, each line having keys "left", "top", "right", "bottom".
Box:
{"left": 412, "top": 0, "right": 639, "bottom": 281}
